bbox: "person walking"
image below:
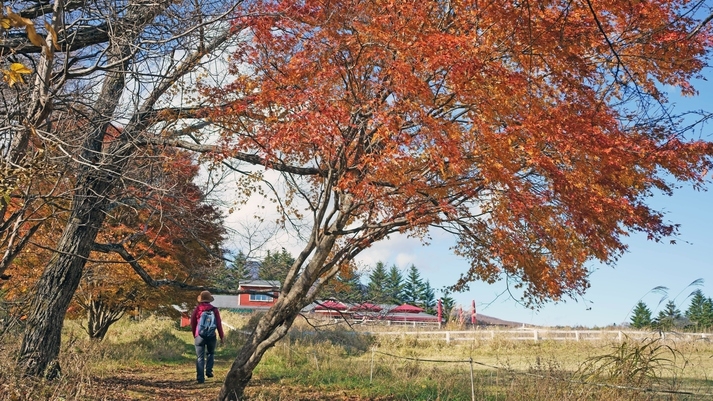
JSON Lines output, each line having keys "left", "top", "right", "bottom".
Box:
{"left": 190, "top": 290, "right": 225, "bottom": 383}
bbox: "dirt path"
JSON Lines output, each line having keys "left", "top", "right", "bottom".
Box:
{"left": 93, "top": 365, "right": 389, "bottom": 401}
{"left": 94, "top": 365, "right": 219, "bottom": 400}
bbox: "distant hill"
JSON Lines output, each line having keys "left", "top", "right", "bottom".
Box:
{"left": 474, "top": 313, "right": 523, "bottom": 327}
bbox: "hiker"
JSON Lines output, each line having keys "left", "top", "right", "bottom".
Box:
{"left": 190, "top": 290, "right": 225, "bottom": 383}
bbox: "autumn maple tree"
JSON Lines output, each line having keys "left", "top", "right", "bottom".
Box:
{"left": 74, "top": 149, "right": 225, "bottom": 340}
{"left": 197, "top": 0, "right": 713, "bottom": 398}
{"left": 3, "top": 142, "right": 225, "bottom": 340}
{"left": 1, "top": 0, "right": 712, "bottom": 397}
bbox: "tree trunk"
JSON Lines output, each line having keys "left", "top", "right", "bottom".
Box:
{"left": 218, "top": 297, "right": 302, "bottom": 400}
{"left": 87, "top": 298, "right": 124, "bottom": 341}
{"left": 17, "top": 180, "right": 109, "bottom": 376}
{"left": 218, "top": 218, "right": 346, "bottom": 400}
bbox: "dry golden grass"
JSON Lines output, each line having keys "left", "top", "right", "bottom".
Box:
{"left": 1, "top": 313, "right": 712, "bottom": 400}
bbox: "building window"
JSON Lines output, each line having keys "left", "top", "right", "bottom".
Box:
{"left": 249, "top": 293, "right": 272, "bottom": 302}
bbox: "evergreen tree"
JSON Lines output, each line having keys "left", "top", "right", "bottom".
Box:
{"left": 366, "top": 262, "right": 389, "bottom": 303}
{"left": 213, "top": 251, "right": 252, "bottom": 289}
{"left": 655, "top": 300, "right": 683, "bottom": 331}
{"left": 630, "top": 301, "right": 653, "bottom": 329}
{"left": 421, "top": 280, "right": 436, "bottom": 313}
{"left": 232, "top": 252, "right": 256, "bottom": 280}
{"left": 320, "top": 269, "right": 364, "bottom": 302}
{"left": 440, "top": 291, "right": 456, "bottom": 322}
{"left": 384, "top": 265, "right": 404, "bottom": 304}
{"left": 259, "top": 248, "right": 295, "bottom": 281}
{"left": 402, "top": 264, "right": 423, "bottom": 305}
{"left": 685, "top": 290, "right": 713, "bottom": 331}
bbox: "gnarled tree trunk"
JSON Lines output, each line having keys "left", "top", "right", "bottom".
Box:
{"left": 219, "top": 298, "right": 303, "bottom": 400}
{"left": 17, "top": 185, "right": 109, "bottom": 376}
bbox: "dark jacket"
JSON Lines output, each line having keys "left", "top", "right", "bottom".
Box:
{"left": 190, "top": 302, "right": 225, "bottom": 339}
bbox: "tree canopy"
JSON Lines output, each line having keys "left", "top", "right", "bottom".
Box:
{"left": 207, "top": 0, "right": 713, "bottom": 306}
{"left": 205, "top": 2, "right": 713, "bottom": 394}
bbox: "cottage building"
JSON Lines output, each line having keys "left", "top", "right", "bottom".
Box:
{"left": 178, "top": 280, "right": 281, "bottom": 326}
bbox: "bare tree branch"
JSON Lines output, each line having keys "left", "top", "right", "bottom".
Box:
{"left": 91, "top": 242, "right": 277, "bottom": 297}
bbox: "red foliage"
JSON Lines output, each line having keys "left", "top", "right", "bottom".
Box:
{"left": 205, "top": 0, "right": 713, "bottom": 304}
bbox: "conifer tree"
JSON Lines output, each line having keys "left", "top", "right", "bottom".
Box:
{"left": 366, "top": 262, "right": 389, "bottom": 303}
{"left": 232, "top": 252, "right": 256, "bottom": 282}
{"left": 630, "top": 301, "right": 653, "bottom": 329}
{"left": 402, "top": 264, "right": 424, "bottom": 305}
{"left": 656, "top": 300, "right": 683, "bottom": 331}
{"left": 214, "top": 252, "right": 253, "bottom": 290}
{"left": 259, "top": 249, "right": 295, "bottom": 281}
{"left": 685, "top": 290, "right": 713, "bottom": 331}
{"left": 320, "top": 269, "right": 364, "bottom": 302}
{"left": 421, "top": 280, "right": 436, "bottom": 313}
{"left": 384, "top": 265, "right": 404, "bottom": 304}
{"left": 441, "top": 291, "right": 456, "bottom": 323}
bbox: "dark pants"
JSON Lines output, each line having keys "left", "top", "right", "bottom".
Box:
{"left": 194, "top": 335, "right": 216, "bottom": 382}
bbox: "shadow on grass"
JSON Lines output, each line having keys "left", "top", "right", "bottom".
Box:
{"left": 94, "top": 369, "right": 225, "bottom": 401}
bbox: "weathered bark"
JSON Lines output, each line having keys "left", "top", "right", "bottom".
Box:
{"left": 17, "top": 180, "right": 110, "bottom": 375}
{"left": 218, "top": 298, "right": 303, "bottom": 400}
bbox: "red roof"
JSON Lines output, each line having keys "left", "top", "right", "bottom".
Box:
{"left": 381, "top": 312, "right": 439, "bottom": 322}
{"left": 390, "top": 304, "right": 424, "bottom": 313}
{"left": 350, "top": 302, "right": 382, "bottom": 312}
{"left": 314, "top": 300, "right": 348, "bottom": 311}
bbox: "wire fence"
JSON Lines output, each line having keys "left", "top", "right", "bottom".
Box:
{"left": 264, "top": 332, "right": 713, "bottom": 401}
{"left": 367, "top": 348, "right": 713, "bottom": 401}
{"left": 227, "top": 323, "right": 713, "bottom": 399}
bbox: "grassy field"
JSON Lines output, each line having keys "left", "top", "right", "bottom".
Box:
{"left": 1, "top": 312, "right": 712, "bottom": 400}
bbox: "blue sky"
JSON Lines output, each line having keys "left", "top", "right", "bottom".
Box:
{"left": 354, "top": 76, "right": 713, "bottom": 328}
{"left": 355, "top": 182, "right": 713, "bottom": 328}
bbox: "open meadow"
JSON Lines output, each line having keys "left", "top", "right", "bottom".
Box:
{"left": 1, "top": 312, "right": 712, "bottom": 400}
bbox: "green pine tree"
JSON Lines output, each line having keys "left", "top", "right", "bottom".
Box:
{"left": 320, "top": 269, "right": 364, "bottom": 302}
{"left": 259, "top": 248, "right": 295, "bottom": 281}
{"left": 421, "top": 280, "right": 436, "bottom": 313}
{"left": 655, "top": 300, "right": 682, "bottom": 331}
{"left": 232, "top": 251, "right": 255, "bottom": 280}
{"left": 402, "top": 264, "right": 423, "bottom": 305}
{"left": 685, "top": 290, "right": 713, "bottom": 331}
{"left": 384, "top": 265, "right": 404, "bottom": 304}
{"left": 440, "top": 291, "right": 456, "bottom": 322}
{"left": 630, "top": 301, "right": 653, "bottom": 329}
{"left": 213, "top": 251, "right": 252, "bottom": 290}
{"left": 366, "top": 261, "right": 389, "bottom": 303}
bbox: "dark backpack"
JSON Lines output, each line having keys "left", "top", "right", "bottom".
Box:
{"left": 197, "top": 308, "right": 217, "bottom": 338}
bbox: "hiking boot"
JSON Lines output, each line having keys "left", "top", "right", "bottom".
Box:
{"left": 206, "top": 372, "right": 214, "bottom": 378}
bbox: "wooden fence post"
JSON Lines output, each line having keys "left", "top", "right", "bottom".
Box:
{"left": 370, "top": 348, "right": 375, "bottom": 385}
{"left": 469, "top": 358, "right": 475, "bottom": 401}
